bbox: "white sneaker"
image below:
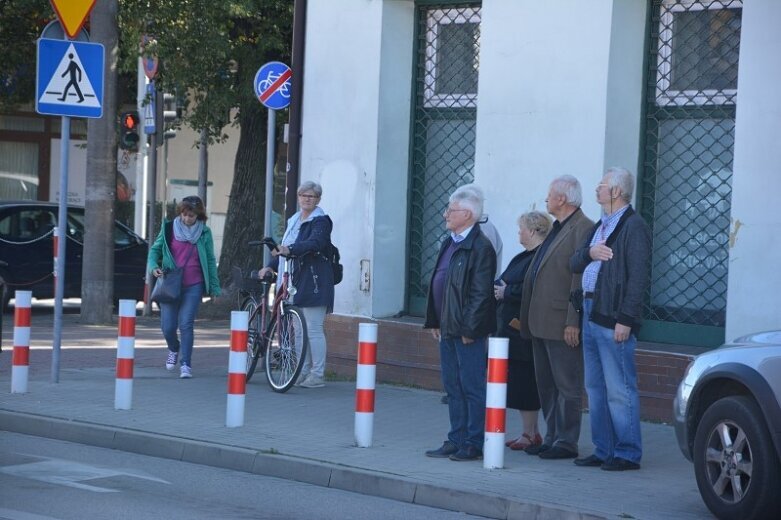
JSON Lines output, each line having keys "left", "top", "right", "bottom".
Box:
{"left": 180, "top": 365, "right": 192, "bottom": 379}
{"left": 165, "top": 351, "right": 178, "bottom": 371}
{"left": 294, "top": 373, "right": 310, "bottom": 387}
{"left": 299, "top": 375, "right": 325, "bottom": 388}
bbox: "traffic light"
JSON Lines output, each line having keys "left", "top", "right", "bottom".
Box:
{"left": 119, "top": 111, "right": 140, "bottom": 151}
{"left": 155, "top": 92, "right": 179, "bottom": 143}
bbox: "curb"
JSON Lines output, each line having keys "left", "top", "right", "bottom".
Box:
{"left": 1, "top": 409, "right": 606, "bottom": 520}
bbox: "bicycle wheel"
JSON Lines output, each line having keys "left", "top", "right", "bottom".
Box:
{"left": 265, "top": 304, "right": 308, "bottom": 393}
{"left": 240, "top": 296, "right": 263, "bottom": 382}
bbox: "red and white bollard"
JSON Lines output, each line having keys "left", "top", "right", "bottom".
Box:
{"left": 226, "top": 311, "right": 249, "bottom": 428}
{"left": 115, "top": 300, "right": 137, "bottom": 410}
{"left": 484, "top": 337, "right": 509, "bottom": 469}
{"left": 11, "top": 290, "right": 32, "bottom": 394}
{"left": 355, "top": 323, "right": 378, "bottom": 448}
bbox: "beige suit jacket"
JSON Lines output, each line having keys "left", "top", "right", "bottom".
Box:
{"left": 519, "top": 209, "right": 594, "bottom": 341}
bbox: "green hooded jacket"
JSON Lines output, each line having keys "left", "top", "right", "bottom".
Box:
{"left": 146, "top": 220, "right": 221, "bottom": 297}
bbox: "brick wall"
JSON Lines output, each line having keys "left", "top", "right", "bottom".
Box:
{"left": 325, "top": 314, "right": 694, "bottom": 423}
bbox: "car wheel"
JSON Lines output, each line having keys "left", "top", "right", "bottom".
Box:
{"left": 693, "top": 395, "right": 781, "bottom": 520}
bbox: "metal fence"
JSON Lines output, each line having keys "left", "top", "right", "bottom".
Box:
{"left": 640, "top": 0, "right": 742, "bottom": 345}
{"left": 407, "top": 2, "right": 481, "bottom": 315}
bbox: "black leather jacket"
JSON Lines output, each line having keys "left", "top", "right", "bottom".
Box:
{"left": 424, "top": 224, "right": 497, "bottom": 340}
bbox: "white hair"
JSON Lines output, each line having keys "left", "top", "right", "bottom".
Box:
{"left": 604, "top": 167, "right": 634, "bottom": 203}
{"left": 449, "top": 183, "right": 484, "bottom": 220}
{"left": 550, "top": 175, "right": 583, "bottom": 207}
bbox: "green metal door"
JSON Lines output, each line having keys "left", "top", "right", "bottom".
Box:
{"left": 640, "top": 0, "right": 742, "bottom": 347}
{"left": 407, "top": 2, "right": 481, "bottom": 316}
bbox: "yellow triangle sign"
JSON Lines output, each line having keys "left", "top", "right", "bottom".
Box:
{"left": 50, "top": 0, "right": 97, "bottom": 38}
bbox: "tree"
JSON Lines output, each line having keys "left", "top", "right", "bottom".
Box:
{"left": 81, "top": 0, "right": 119, "bottom": 323}
{"left": 119, "top": 0, "right": 294, "bottom": 283}
{"left": 0, "top": 0, "right": 51, "bottom": 113}
{"left": 1, "top": 0, "right": 293, "bottom": 313}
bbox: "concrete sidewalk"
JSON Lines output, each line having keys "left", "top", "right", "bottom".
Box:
{"left": 0, "top": 314, "right": 710, "bottom": 519}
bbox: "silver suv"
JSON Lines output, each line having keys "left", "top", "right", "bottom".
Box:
{"left": 674, "top": 331, "right": 781, "bottom": 519}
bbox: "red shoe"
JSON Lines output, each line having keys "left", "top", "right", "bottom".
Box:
{"left": 510, "top": 432, "right": 543, "bottom": 451}
{"left": 505, "top": 435, "right": 523, "bottom": 448}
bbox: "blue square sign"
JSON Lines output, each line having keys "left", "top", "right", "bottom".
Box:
{"left": 36, "top": 38, "right": 105, "bottom": 118}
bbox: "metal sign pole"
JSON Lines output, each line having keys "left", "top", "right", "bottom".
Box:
{"left": 52, "top": 115, "right": 70, "bottom": 383}
{"left": 264, "top": 109, "right": 276, "bottom": 266}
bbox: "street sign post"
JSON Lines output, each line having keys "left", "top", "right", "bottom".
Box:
{"left": 36, "top": 38, "right": 105, "bottom": 119}
{"left": 49, "top": 0, "right": 97, "bottom": 39}
{"left": 41, "top": 0, "right": 99, "bottom": 383}
{"left": 254, "top": 61, "right": 292, "bottom": 264}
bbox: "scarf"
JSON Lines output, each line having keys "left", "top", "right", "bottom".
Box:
{"left": 173, "top": 216, "right": 204, "bottom": 244}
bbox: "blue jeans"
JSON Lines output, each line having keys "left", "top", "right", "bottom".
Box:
{"left": 582, "top": 299, "right": 642, "bottom": 463}
{"left": 439, "top": 336, "right": 487, "bottom": 450}
{"left": 160, "top": 283, "right": 203, "bottom": 367}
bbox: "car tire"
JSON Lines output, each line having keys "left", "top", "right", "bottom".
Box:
{"left": 693, "top": 395, "right": 781, "bottom": 520}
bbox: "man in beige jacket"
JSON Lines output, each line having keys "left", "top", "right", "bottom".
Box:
{"left": 520, "top": 175, "right": 594, "bottom": 459}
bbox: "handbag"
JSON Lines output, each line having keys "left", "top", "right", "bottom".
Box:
{"left": 151, "top": 244, "right": 195, "bottom": 304}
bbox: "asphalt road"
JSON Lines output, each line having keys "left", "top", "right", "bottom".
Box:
{"left": 0, "top": 432, "right": 482, "bottom": 520}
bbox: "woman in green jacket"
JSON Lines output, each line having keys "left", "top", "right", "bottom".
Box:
{"left": 147, "top": 196, "right": 220, "bottom": 378}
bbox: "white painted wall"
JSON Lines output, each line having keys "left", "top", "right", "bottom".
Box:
{"left": 726, "top": 0, "right": 781, "bottom": 340}
{"left": 301, "top": 0, "right": 408, "bottom": 317}
{"left": 476, "top": 0, "right": 640, "bottom": 270}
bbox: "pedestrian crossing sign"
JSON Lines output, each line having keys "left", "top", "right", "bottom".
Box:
{"left": 36, "top": 38, "right": 104, "bottom": 118}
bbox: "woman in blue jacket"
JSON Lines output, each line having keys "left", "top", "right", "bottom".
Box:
{"left": 259, "top": 181, "right": 335, "bottom": 388}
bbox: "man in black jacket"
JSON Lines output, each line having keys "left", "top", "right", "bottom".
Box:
{"left": 424, "top": 184, "right": 497, "bottom": 462}
{"left": 570, "top": 167, "right": 651, "bottom": 472}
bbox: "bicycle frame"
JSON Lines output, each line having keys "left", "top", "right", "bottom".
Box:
{"left": 248, "top": 257, "right": 295, "bottom": 354}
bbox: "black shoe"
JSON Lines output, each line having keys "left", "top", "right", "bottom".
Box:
{"left": 449, "top": 446, "right": 483, "bottom": 461}
{"left": 600, "top": 457, "right": 640, "bottom": 471}
{"left": 525, "top": 443, "right": 551, "bottom": 456}
{"left": 538, "top": 446, "right": 578, "bottom": 460}
{"left": 425, "top": 441, "right": 458, "bottom": 458}
{"left": 574, "top": 454, "right": 604, "bottom": 467}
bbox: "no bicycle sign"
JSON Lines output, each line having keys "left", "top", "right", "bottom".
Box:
{"left": 254, "top": 61, "right": 292, "bottom": 110}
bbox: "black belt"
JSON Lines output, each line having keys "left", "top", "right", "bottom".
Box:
{"left": 584, "top": 291, "right": 595, "bottom": 299}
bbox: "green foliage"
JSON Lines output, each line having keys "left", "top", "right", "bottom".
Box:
{"left": 0, "top": 0, "right": 53, "bottom": 112}
{"left": 1, "top": 0, "right": 293, "bottom": 143}
{"left": 118, "top": 0, "right": 293, "bottom": 144}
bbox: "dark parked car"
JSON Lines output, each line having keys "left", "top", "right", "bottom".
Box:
{"left": 0, "top": 201, "right": 148, "bottom": 306}
{"left": 674, "top": 331, "right": 781, "bottom": 519}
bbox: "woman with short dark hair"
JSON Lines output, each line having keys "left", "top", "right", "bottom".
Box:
{"left": 147, "top": 195, "right": 220, "bottom": 379}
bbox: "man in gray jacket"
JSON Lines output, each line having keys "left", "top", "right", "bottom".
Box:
{"left": 570, "top": 167, "right": 651, "bottom": 472}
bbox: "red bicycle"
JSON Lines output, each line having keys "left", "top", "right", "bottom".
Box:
{"left": 233, "top": 238, "right": 308, "bottom": 392}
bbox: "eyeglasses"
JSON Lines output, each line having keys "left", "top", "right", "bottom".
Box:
{"left": 298, "top": 193, "right": 319, "bottom": 200}
{"left": 182, "top": 196, "right": 203, "bottom": 207}
{"left": 444, "top": 207, "right": 468, "bottom": 216}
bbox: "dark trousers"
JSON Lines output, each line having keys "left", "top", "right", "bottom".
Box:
{"left": 532, "top": 336, "right": 584, "bottom": 452}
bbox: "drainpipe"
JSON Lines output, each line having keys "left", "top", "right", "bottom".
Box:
{"left": 285, "top": 0, "right": 306, "bottom": 219}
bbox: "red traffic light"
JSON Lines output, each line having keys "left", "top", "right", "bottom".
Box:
{"left": 119, "top": 111, "right": 140, "bottom": 151}
{"left": 122, "top": 112, "right": 139, "bottom": 130}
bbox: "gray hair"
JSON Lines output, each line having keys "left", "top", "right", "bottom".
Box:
{"left": 449, "top": 183, "right": 484, "bottom": 220}
{"left": 297, "top": 181, "right": 323, "bottom": 197}
{"left": 518, "top": 210, "right": 553, "bottom": 238}
{"left": 603, "top": 167, "right": 634, "bottom": 203}
{"left": 550, "top": 175, "right": 583, "bottom": 207}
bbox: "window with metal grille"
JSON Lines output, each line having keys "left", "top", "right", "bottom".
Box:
{"left": 640, "top": 0, "right": 742, "bottom": 347}
{"left": 407, "top": 3, "right": 481, "bottom": 316}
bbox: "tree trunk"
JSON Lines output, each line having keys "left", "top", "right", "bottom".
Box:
{"left": 217, "top": 107, "right": 267, "bottom": 284}
{"left": 81, "top": 0, "right": 119, "bottom": 324}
